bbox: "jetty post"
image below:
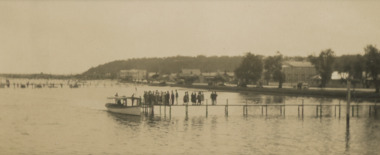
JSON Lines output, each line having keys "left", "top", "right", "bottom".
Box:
{"left": 186, "top": 103, "right": 188, "bottom": 118}
{"left": 206, "top": 100, "right": 208, "bottom": 117}
{"left": 302, "top": 99, "right": 304, "bottom": 118}
{"left": 346, "top": 78, "right": 351, "bottom": 125}
{"left": 298, "top": 105, "right": 300, "bottom": 117}
{"left": 339, "top": 100, "right": 341, "bottom": 118}
{"left": 225, "top": 99, "right": 228, "bottom": 116}
{"left": 245, "top": 101, "right": 248, "bottom": 116}
{"left": 316, "top": 105, "right": 318, "bottom": 117}
{"left": 375, "top": 102, "right": 377, "bottom": 116}
{"left": 357, "top": 105, "right": 359, "bottom": 117}
{"left": 369, "top": 105, "right": 372, "bottom": 116}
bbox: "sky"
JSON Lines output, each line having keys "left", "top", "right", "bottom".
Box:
{"left": 0, "top": 0, "right": 380, "bottom": 74}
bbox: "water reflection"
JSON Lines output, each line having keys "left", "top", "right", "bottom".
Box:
{"left": 106, "top": 112, "right": 142, "bottom": 125}
{"left": 345, "top": 118, "right": 350, "bottom": 153}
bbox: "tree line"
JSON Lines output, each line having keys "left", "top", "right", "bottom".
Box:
{"left": 234, "top": 45, "right": 380, "bottom": 93}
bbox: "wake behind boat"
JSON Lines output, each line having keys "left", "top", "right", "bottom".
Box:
{"left": 106, "top": 96, "right": 142, "bottom": 116}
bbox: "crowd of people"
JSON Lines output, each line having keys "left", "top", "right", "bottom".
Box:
{"left": 183, "top": 91, "right": 205, "bottom": 105}
{"left": 142, "top": 90, "right": 218, "bottom": 106}
{"left": 143, "top": 90, "right": 179, "bottom": 105}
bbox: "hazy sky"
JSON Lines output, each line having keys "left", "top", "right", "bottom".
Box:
{"left": 1, "top": 0, "right": 380, "bottom": 74}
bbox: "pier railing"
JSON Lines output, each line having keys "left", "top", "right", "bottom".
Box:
{"left": 141, "top": 99, "right": 379, "bottom": 118}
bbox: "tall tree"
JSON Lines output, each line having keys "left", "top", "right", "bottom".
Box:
{"left": 264, "top": 53, "right": 285, "bottom": 88}
{"left": 234, "top": 53, "right": 263, "bottom": 87}
{"left": 364, "top": 45, "right": 380, "bottom": 93}
{"left": 308, "top": 49, "right": 336, "bottom": 87}
{"left": 334, "top": 54, "right": 365, "bottom": 87}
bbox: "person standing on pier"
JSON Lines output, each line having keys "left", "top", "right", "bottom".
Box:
{"left": 175, "top": 90, "right": 179, "bottom": 105}
{"left": 183, "top": 92, "right": 188, "bottom": 105}
{"left": 131, "top": 93, "right": 135, "bottom": 106}
{"left": 214, "top": 92, "right": 218, "bottom": 105}
{"left": 201, "top": 92, "right": 204, "bottom": 104}
{"left": 165, "top": 91, "right": 170, "bottom": 105}
{"left": 161, "top": 91, "right": 166, "bottom": 105}
{"left": 197, "top": 91, "right": 202, "bottom": 105}
{"left": 211, "top": 91, "right": 218, "bottom": 105}
{"left": 171, "top": 91, "right": 175, "bottom": 105}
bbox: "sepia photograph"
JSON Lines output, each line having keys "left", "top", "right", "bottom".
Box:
{"left": 1, "top": 0, "right": 380, "bottom": 154}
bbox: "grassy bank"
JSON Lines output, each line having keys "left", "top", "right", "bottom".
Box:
{"left": 149, "top": 83, "right": 380, "bottom": 100}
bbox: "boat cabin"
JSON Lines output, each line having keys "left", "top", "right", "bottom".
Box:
{"left": 107, "top": 96, "right": 142, "bottom": 107}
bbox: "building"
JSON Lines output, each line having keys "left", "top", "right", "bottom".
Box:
{"left": 119, "top": 69, "right": 147, "bottom": 81}
{"left": 282, "top": 61, "right": 317, "bottom": 84}
{"left": 181, "top": 69, "right": 201, "bottom": 76}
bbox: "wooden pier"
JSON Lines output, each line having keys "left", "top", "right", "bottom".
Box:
{"left": 141, "top": 101, "right": 379, "bottom": 118}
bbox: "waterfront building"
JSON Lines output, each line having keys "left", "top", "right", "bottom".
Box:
{"left": 181, "top": 69, "right": 201, "bottom": 76}
{"left": 282, "top": 61, "right": 317, "bottom": 84}
{"left": 119, "top": 69, "right": 147, "bottom": 82}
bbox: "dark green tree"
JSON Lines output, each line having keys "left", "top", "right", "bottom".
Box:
{"left": 364, "top": 45, "right": 380, "bottom": 93}
{"left": 334, "top": 54, "right": 365, "bottom": 87}
{"left": 308, "top": 49, "right": 336, "bottom": 88}
{"left": 234, "top": 53, "right": 263, "bottom": 87}
{"left": 264, "top": 53, "right": 285, "bottom": 88}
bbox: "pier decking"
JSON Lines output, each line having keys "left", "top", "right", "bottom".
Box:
{"left": 141, "top": 99, "right": 379, "bottom": 118}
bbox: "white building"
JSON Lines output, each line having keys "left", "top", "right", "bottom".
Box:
{"left": 119, "top": 69, "right": 147, "bottom": 81}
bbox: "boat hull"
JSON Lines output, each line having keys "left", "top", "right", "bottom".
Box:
{"left": 105, "top": 103, "right": 141, "bottom": 115}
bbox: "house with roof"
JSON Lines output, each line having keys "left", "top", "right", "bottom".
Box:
{"left": 119, "top": 69, "right": 147, "bottom": 82}
{"left": 282, "top": 61, "right": 317, "bottom": 84}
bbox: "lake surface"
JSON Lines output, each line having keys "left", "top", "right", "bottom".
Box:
{"left": 1, "top": 83, "right": 379, "bottom": 155}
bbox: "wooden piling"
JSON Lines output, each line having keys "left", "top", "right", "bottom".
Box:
{"left": 266, "top": 105, "right": 267, "bottom": 116}
{"left": 334, "top": 105, "right": 336, "bottom": 117}
{"left": 347, "top": 78, "right": 351, "bottom": 124}
{"left": 369, "top": 106, "right": 372, "bottom": 117}
{"left": 225, "top": 99, "right": 228, "bottom": 116}
{"left": 339, "top": 101, "right": 341, "bottom": 118}
{"left": 316, "top": 106, "right": 318, "bottom": 117}
{"left": 375, "top": 103, "right": 377, "bottom": 116}
{"left": 298, "top": 106, "right": 300, "bottom": 117}
{"left": 186, "top": 104, "right": 188, "bottom": 117}
{"left": 245, "top": 102, "right": 248, "bottom": 116}
{"left": 352, "top": 105, "right": 354, "bottom": 117}
{"left": 262, "top": 106, "right": 264, "bottom": 116}
{"left": 206, "top": 103, "right": 208, "bottom": 117}
{"left": 357, "top": 105, "right": 359, "bottom": 117}
{"left": 302, "top": 100, "right": 304, "bottom": 118}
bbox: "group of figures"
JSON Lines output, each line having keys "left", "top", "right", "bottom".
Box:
{"left": 183, "top": 91, "right": 205, "bottom": 105}
{"left": 143, "top": 90, "right": 179, "bottom": 105}
{"left": 142, "top": 90, "right": 218, "bottom": 106}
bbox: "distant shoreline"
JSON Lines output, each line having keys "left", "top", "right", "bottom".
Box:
{"left": 149, "top": 83, "right": 380, "bottom": 100}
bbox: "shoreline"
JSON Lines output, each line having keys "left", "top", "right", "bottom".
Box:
{"left": 149, "top": 83, "right": 380, "bottom": 100}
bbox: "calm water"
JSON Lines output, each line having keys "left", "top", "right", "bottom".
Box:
{"left": 1, "top": 83, "right": 380, "bottom": 155}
